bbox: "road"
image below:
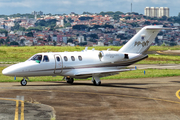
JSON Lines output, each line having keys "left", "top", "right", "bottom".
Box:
{"left": 0, "top": 77, "right": 180, "bottom": 120}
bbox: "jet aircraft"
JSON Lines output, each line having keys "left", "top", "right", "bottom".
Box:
{"left": 2, "top": 25, "right": 168, "bottom": 86}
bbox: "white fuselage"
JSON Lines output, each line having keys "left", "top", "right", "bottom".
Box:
{"left": 2, "top": 50, "right": 147, "bottom": 78}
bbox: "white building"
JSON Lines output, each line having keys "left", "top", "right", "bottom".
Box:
{"left": 78, "top": 36, "right": 84, "bottom": 43}
{"left": 144, "top": 7, "right": 169, "bottom": 18}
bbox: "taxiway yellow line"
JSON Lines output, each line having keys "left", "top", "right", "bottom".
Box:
{"left": 0, "top": 98, "right": 24, "bottom": 120}
{"left": 14, "top": 100, "right": 19, "bottom": 120}
{"left": 176, "top": 90, "right": 180, "bottom": 100}
{"left": 20, "top": 101, "right": 24, "bottom": 120}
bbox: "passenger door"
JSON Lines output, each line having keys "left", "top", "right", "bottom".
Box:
{"left": 54, "top": 54, "right": 63, "bottom": 74}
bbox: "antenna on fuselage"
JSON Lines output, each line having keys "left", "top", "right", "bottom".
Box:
{"left": 107, "top": 48, "right": 111, "bottom": 51}
{"left": 85, "top": 47, "right": 88, "bottom": 51}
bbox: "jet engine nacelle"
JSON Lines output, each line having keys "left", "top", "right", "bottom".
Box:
{"left": 98, "top": 51, "right": 142, "bottom": 62}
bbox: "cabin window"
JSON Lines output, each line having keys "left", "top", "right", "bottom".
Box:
{"left": 43, "top": 55, "right": 49, "bottom": 62}
{"left": 56, "top": 57, "right": 60, "bottom": 62}
{"left": 64, "top": 56, "right": 68, "bottom": 61}
{"left": 29, "top": 54, "right": 42, "bottom": 63}
{"left": 71, "top": 56, "right": 75, "bottom": 61}
{"left": 78, "top": 56, "right": 82, "bottom": 61}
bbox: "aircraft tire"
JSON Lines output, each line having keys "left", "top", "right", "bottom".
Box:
{"left": 21, "top": 79, "right": 27, "bottom": 86}
{"left": 66, "top": 78, "right": 74, "bottom": 84}
{"left": 93, "top": 80, "right": 101, "bottom": 86}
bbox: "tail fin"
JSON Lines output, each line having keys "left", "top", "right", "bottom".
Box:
{"left": 119, "top": 25, "right": 163, "bottom": 54}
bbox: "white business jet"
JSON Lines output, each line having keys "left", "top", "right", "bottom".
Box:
{"left": 2, "top": 25, "right": 167, "bottom": 86}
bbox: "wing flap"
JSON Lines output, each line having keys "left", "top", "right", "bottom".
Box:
{"left": 74, "top": 68, "right": 135, "bottom": 76}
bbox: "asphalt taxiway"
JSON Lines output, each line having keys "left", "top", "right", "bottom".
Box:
{"left": 0, "top": 76, "right": 180, "bottom": 120}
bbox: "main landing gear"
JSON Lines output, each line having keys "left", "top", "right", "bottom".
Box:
{"left": 20, "top": 77, "right": 29, "bottom": 86}
{"left": 92, "top": 76, "right": 101, "bottom": 86}
{"left": 65, "top": 77, "right": 74, "bottom": 84}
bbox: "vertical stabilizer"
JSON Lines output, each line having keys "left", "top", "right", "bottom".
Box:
{"left": 119, "top": 25, "right": 163, "bottom": 54}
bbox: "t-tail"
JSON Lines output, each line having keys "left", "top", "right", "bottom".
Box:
{"left": 119, "top": 25, "right": 163, "bottom": 54}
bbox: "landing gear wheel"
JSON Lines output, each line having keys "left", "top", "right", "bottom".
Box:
{"left": 97, "top": 81, "right": 101, "bottom": 86}
{"left": 66, "top": 78, "right": 74, "bottom": 84}
{"left": 21, "top": 79, "right": 27, "bottom": 86}
{"left": 93, "top": 80, "right": 101, "bottom": 86}
{"left": 93, "top": 80, "right": 96, "bottom": 85}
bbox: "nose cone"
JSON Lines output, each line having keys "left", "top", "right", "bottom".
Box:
{"left": 2, "top": 64, "right": 19, "bottom": 76}
{"left": 2, "top": 68, "right": 11, "bottom": 76}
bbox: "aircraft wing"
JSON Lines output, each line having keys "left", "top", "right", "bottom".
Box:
{"left": 74, "top": 68, "right": 135, "bottom": 77}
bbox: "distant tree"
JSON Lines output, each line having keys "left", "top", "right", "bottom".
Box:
{"left": 25, "top": 32, "right": 34, "bottom": 37}
{"left": 20, "top": 39, "right": 25, "bottom": 44}
{"left": 124, "top": 16, "right": 131, "bottom": 20}
{"left": 0, "top": 29, "right": 8, "bottom": 36}
{"left": 5, "top": 37, "right": 10, "bottom": 43}
{"left": 10, "top": 41, "right": 19, "bottom": 46}
{"left": 47, "top": 35, "right": 52, "bottom": 42}
{"left": 152, "top": 22, "right": 159, "bottom": 25}
{"left": 19, "top": 27, "right": 26, "bottom": 31}
{"left": 82, "top": 12, "right": 93, "bottom": 15}
{"left": 160, "top": 16, "right": 167, "bottom": 21}
{"left": 158, "top": 31, "right": 163, "bottom": 35}
{"left": 67, "top": 38, "right": 73, "bottom": 43}
{"left": 11, "top": 22, "right": 20, "bottom": 31}
{"left": 53, "top": 40, "right": 56, "bottom": 46}
{"left": 92, "top": 25, "right": 101, "bottom": 29}
{"left": 26, "top": 27, "right": 42, "bottom": 31}
{"left": 89, "top": 38, "right": 97, "bottom": 43}
{"left": 144, "top": 21, "right": 151, "bottom": 25}
{"left": 35, "top": 19, "right": 57, "bottom": 28}
{"left": 155, "top": 37, "right": 159, "bottom": 44}
{"left": 113, "top": 15, "right": 121, "bottom": 20}
{"left": 64, "top": 23, "right": 71, "bottom": 27}
{"left": 117, "top": 34, "right": 127, "bottom": 39}
{"left": 90, "top": 34, "right": 98, "bottom": 39}
{"left": 79, "top": 42, "right": 87, "bottom": 46}
{"left": 72, "top": 25, "right": 88, "bottom": 30}
{"left": 79, "top": 16, "right": 93, "bottom": 21}
{"left": 129, "top": 22, "right": 139, "bottom": 27}
{"left": 114, "top": 11, "right": 124, "bottom": 15}
{"left": 169, "top": 42, "right": 177, "bottom": 46}
{"left": 0, "top": 39, "right": 4, "bottom": 44}
{"left": 103, "top": 24, "right": 114, "bottom": 29}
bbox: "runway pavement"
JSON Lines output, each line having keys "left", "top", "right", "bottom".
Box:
{"left": 0, "top": 76, "right": 180, "bottom": 120}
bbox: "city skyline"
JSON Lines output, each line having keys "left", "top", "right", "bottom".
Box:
{"left": 0, "top": 0, "right": 179, "bottom": 16}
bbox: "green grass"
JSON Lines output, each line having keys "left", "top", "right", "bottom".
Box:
{"left": 137, "top": 54, "right": 180, "bottom": 64}
{"left": 0, "top": 46, "right": 121, "bottom": 63}
{"left": 148, "top": 46, "right": 180, "bottom": 51}
{"left": 0, "top": 46, "right": 180, "bottom": 64}
{"left": 1, "top": 66, "right": 180, "bottom": 82}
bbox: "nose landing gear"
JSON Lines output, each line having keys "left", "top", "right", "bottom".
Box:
{"left": 20, "top": 77, "right": 29, "bottom": 86}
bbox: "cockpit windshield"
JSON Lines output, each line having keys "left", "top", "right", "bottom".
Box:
{"left": 28, "top": 54, "right": 42, "bottom": 63}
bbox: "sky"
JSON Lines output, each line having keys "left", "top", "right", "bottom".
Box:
{"left": 0, "top": 0, "right": 179, "bottom": 16}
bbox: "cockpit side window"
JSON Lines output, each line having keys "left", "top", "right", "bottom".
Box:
{"left": 29, "top": 55, "right": 42, "bottom": 63}
{"left": 43, "top": 55, "right": 49, "bottom": 62}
